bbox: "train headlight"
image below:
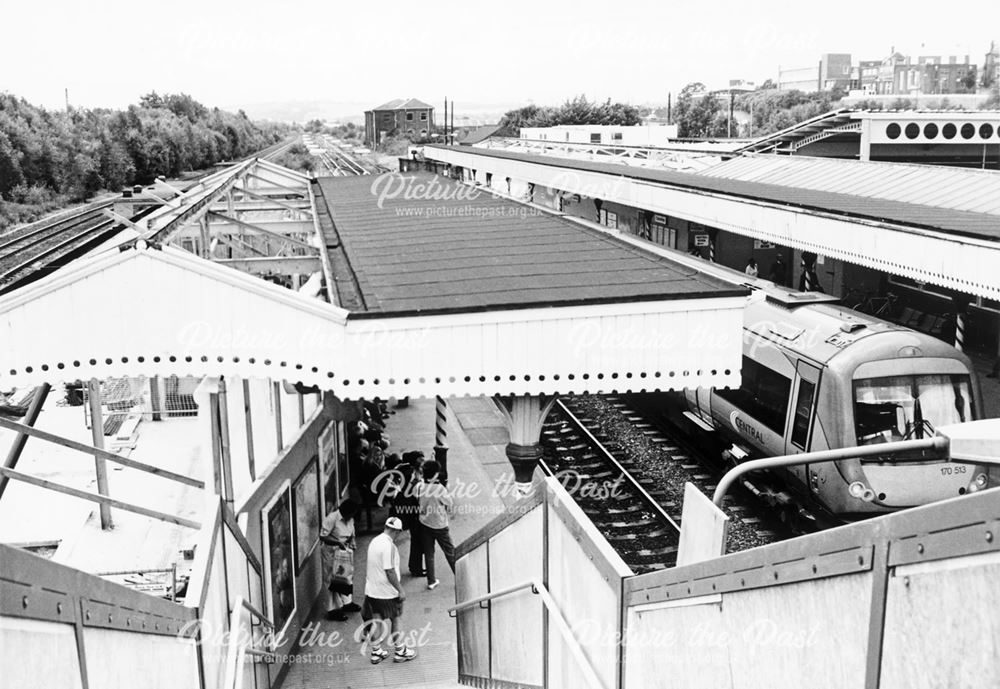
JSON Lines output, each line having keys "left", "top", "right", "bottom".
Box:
{"left": 849, "top": 481, "right": 875, "bottom": 501}
{"left": 968, "top": 473, "right": 989, "bottom": 493}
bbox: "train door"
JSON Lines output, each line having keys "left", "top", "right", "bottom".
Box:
{"left": 785, "top": 361, "right": 821, "bottom": 487}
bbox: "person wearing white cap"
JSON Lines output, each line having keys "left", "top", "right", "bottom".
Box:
{"left": 361, "top": 517, "right": 417, "bottom": 664}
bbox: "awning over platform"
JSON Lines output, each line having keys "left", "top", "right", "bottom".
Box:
{"left": 0, "top": 244, "right": 744, "bottom": 398}
{"left": 422, "top": 145, "right": 1000, "bottom": 300}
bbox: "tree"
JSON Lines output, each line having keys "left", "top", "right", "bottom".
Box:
{"left": 0, "top": 90, "right": 289, "bottom": 227}
{"left": 496, "top": 96, "right": 641, "bottom": 137}
{"left": 674, "top": 83, "right": 727, "bottom": 138}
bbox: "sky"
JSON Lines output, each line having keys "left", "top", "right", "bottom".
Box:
{"left": 2, "top": 0, "right": 997, "bottom": 119}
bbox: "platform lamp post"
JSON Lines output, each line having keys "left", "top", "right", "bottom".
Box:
{"left": 434, "top": 395, "right": 449, "bottom": 486}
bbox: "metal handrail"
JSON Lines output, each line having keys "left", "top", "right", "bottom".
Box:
{"left": 449, "top": 578, "right": 608, "bottom": 689}
{"left": 712, "top": 436, "right": 948, "bottom": 506}
{"left": 447, "top": 580, "right": 537, "bottom": 615}
{"left": 222, "top": 595, "right": 275, "bottom": 689}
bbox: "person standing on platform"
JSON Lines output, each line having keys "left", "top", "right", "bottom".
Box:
{"left": 744, "top": 258, "right": 758, "bottom": 278}
{"left": 416, "top": 460, "right": 455, "bottom": 590}
{"left": 361, "top": 517, "right": 417, "bottom": 664}
{"left": 320, "top": 500, "right": 361, "bottom": 621}
{"left": 768, "top": 253, "right": 787, "bottom": 286}
{"left": 395, "top": 451, "right": 427, "bottom": 576}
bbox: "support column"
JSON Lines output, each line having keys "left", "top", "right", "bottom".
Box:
{"left": 434, "top": 395, "right": 449, "bottom": 485}
{"left": 952, "top": 294, "right": 970, "bottom": 352}
{"left": 217, "top": 378, "right": 235, "bottom": 511}
{"left": 199, "top": 217, "right": 210, "bottom": 258}
{"left": 593, "top": 198, "right": 603, "bottom": 224}
{"left": 273, "top": 381, "right": 284, "bottom": 451}
{"left": 243, "top": 379, "right": 256, "bottom": 482}
{"left": 860, "top": 118, "right": 872, "bottom": 162}
{"left": 88, "top": 379, "right": 113, "bottom": 529}
{"left": 493, "top": 395, "right": 556, "bottom": 497}
{"left": 708, "top": 228, "right": 718, "bottom": 263}
{"left": 800, "top": 251, "right": 820, "bottom": 292}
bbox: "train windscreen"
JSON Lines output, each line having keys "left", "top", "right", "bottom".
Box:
{"left": 853, "top": 374, "right": 972, "bottom": 446}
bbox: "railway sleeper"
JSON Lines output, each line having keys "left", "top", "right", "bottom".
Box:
{"left": 604, "top": 528, "right": 673, "bottom": 542}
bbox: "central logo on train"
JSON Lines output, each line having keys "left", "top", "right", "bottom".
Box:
{"left": 730, "top": 411, "right": 764, "bottom": 444}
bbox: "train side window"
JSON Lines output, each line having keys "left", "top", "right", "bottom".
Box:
{"left": 790, "top": 379, "right": 816, "bottom": 448}
{"left": 717, "top": 356, "right": 791, "bottom": 434}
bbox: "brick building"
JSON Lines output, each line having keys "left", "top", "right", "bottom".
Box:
{"left": 364, "top": 98, "right": 435, "bottom": 147}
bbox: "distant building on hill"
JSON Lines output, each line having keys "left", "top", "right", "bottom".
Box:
{"left": 364, "top": 98, "right": 435, "bottom": 147}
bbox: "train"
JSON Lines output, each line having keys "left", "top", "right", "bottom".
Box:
{"left": 683, "top": 285, "right": 991, "bottom": 519}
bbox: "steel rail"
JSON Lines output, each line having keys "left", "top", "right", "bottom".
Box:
{"left": 553, "top": 399, "right": 680, "bottom": 534}
{"left": 0, "top": 217, "right": 117, "bottom": 284}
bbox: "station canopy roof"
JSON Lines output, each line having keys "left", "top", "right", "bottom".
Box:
{"left": 0, "top": 165, "right": 747, "bottom": 400}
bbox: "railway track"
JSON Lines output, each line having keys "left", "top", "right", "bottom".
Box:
{"left": 0, "top": 202, "right": 160, "bottom": 294}
{"left": 0, "top": 205, "right": 117, "bottom": 290}
{"left": 0, "top": 138, "right": 295, "bottom": 293}
{"left": 541, "top": 399, "right": 680, "bottom": 573}
{"left": 542, "top": 395, "right": 787, "bottom": 573}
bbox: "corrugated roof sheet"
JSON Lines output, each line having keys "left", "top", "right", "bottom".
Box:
{"left": 699, "top": 155, "right": 1000, "bottom": 215}
{"left": 424, "top": 145, "right": 1000, "bottom": 242}
{"left": 316, "top": 174, "right": 742, "bottom": 315}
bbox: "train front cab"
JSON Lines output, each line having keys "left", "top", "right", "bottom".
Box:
{"left": 835, "top": 354, "right": 990, "bottom": 515}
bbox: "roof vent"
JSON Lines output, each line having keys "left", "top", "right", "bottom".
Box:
{"left": 840, "top": 322, "right": 866, "bottom": 333}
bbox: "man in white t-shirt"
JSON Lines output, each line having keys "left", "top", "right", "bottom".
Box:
{"left": 361, "top": 517, "right": 417, "bottom": 664}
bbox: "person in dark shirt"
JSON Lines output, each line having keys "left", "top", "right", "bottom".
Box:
{"left": 768, "top": 253, "right": 787, "bottom": 285}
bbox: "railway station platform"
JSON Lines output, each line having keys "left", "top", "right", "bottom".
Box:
{"left": 3, "top": 152, "right": 999, "bottom": 689}
{"left": 277, "top": 397, "right": 515, "bottom": 689}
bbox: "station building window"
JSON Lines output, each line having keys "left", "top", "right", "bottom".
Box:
{"left": 590, "top": 133, "right": 601, "bottom": 144}
{"left": 420, "top": 112, "right": 428, "bottom": 121}
{"left": 406, "top": 112, "right": 414, "bottom": 121}
{"left": 612, "top": 132, "right": 623, "bottom": 142}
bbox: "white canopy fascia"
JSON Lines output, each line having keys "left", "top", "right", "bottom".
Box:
{"left": 0, "top": 245, "right": 744, "bottom": 398}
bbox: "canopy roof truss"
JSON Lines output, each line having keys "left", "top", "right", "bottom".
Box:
{"left": 139, "top": 160, "right": 326, "bottom": 291}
